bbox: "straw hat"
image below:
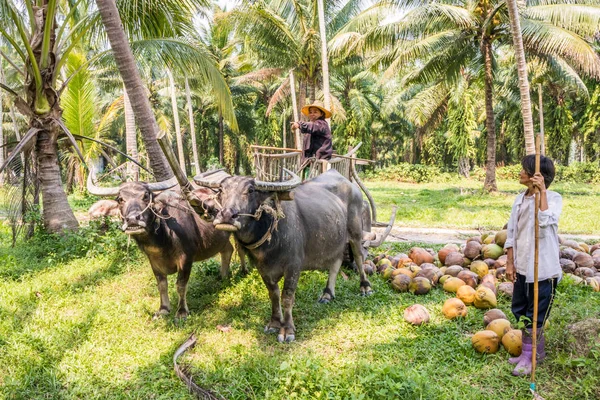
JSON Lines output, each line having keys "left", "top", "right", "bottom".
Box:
{"left": 301, "top": 100, "right": 332, "bottom": 118}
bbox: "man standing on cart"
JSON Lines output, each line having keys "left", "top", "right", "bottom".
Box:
{"left": 291, "top": 101, "right": 333, "bottom": 161}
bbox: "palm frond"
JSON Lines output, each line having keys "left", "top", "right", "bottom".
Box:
{"left": 524, "top": 4, "right": 600, "bottom": 37}
{"left": 405, "top": 83, "right": 450, "bottom": 127}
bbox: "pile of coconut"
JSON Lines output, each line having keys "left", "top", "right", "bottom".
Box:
{"left": 364, "top": 231, "right": 600, "bottom": 355}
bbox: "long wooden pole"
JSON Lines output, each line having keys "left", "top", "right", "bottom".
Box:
{"left": 538, "top": 84, "right": 545, "bottom": 156}
{"left": 289, "top": 69, "right": 301, "bottom": 150}
{"left": 531, "top": 134, "right": 541, "bottom": 387}
{"left": 317, "top": 0, "right": 331, "bottom": 112}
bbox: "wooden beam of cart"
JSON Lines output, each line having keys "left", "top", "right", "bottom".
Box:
{"left": 251, "top": 145, "right": 303, "bottom": 153}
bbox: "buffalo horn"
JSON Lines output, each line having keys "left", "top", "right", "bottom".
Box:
{"left": 86, "top": 169, "right": 120, "bottom": 197}
{"left": 254, "top": 168, "right": 301, "bottom": 192}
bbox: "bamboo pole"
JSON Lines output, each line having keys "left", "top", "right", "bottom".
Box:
{"left": 289, "top": 69, "right": 301, "bottom": 150}
{"left": 316, "top": 0, "right": 331, "bottom": 112}
{"left": 531, "top": 134, "right": 541, "bottom": 387}
{"left": 538, "top": 84, "right": 545, "bottom": 156}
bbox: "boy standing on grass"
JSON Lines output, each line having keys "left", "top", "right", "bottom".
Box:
{"left": 504, "top": 154, "right": 562, "bottom": 376}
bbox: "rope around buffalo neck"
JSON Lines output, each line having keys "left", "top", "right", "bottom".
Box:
{"left": 239, "top": 194, "right": 285, "bottom": 249}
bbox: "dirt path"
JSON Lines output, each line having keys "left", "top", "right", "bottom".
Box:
{"left": 374, "top": 226, "right": 600, "bottom": 245}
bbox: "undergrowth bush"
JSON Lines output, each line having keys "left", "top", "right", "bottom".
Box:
{"left": 366, "top": 162, "right": 600, "bottom": 184}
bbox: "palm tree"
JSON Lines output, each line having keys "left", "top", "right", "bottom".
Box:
{"left": 336, "top": 0, "right": 600, "bottom": 190}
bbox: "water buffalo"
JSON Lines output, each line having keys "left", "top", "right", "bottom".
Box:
{"left": 197, "top": 169, "right": 371, "bottom": 342}
{"left": 88, "top": 174, "right": 243, "bottom": 319}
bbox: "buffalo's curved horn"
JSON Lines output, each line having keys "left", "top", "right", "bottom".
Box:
{"left": 86, "top": 169, "right": 120, "bottom": 197}
{"left": 255, "top": 168, "right": 301, "bottom": 191}
{"left": 193, "top": 168, "right": 230, "bottom": 188}
{"left": 147, "top": 176, "right": 179, "bottom": 192}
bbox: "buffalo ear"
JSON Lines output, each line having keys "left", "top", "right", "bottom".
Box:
{"left": 278, "top": 191, "right": 295, "bottom": 201}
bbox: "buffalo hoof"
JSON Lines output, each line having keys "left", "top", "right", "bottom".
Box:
{"left": 153, "top": 308, "right": 170, "bottom": 320}
{"left": 318, "top": 297, "right": 331, "bottom": 304}
{"left": 175, "top": 310, "right": 189, "bottom": 320}
{"left": 264, "top": 326, "right": 279, "bottom": 334}
{"left": 277, "top": 333, "right": 295, "bottom": 343}
{"left": 318, "top": 293, "right": 334, "bottom": 303}
{"left": 360, "top": 287, "right": 374, "bottom": 296}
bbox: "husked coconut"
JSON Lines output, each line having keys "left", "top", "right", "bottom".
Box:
{"left": 495, "top": 267, "right": 507, "bottom": 281}
{"left": 467, "top": 236, "right": 482, "bottom": 244}
{"left": 391, "top": 274, "right": 412, "bottom": 292}
{"left": 575, "top": 267, "right": 595, "bottom": 278}
{"left": 470, "top": 260, "right": 489, "bottom": 279}
{"left": 445, "top": 265, "right": 463, "bottom": 277}
{"left": 438, "top": 274, "right": 452, "bottom": 285}
{"left": 404, "top": 304, "right": 430, "bottom": 325}
{"left": 415, "top": 267, "right": 443, "bottom": 286}
{"left": 484, "top": 309, "right": 508, "bottom": 326}
{"left": 560, "top": 247, "right": 578, "bottom": 260}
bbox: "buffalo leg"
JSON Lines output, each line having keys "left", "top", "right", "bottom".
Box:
{"left": 261, "top": 275, "right": 283, "bottom": 334}
{"left": 153, "top": 269, "right": 171, "bottom": 317}
{"left": 219, "top": 241, "right": 234, "bottom": 279}
{"left": 350, "top": 237, "right": 372, "bottom": 295}
{"left": 319, "top": 258, "right": 342, "bottom": 303}
{"left": 175, "top": 264, "right": 192, "bottom": 319}
{"left": 236, "top": 242, "right": 248, "bottom": 275}
{"left": 279, "top": 270, "right": 299, "bottom": 343}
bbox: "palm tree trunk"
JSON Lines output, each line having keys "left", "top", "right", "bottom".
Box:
{"left": 482, "top": 38, "right": 497, "bottom": 192}
{"left": 506, "top": 0, "right": 536, "bottom": 155}
{"left": 218, "top": 113, "right": 224, "bottom": 165}
{"left": 317, "top": 0, "right": 331, "bottom": 112}
{"left": 458, "top": 157, "right": 470, "bottom": 178}
{"left": 0, "top": 65, "right": 4, "bottom": 186}
{"left": 167, "top": 69, "right": 185, "bottom": 174}
{"left": 185, "top": 77, "right": 200, "bottom": 176}
{"left": 95, "top": 0, "right": 173, "bottom": 180}
{"left": 123, "top": 86, "right": 139, "bottom": 180}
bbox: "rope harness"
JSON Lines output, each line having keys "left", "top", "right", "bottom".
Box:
{"left": 238, "top": 194, "right": 285, "bottom": 250}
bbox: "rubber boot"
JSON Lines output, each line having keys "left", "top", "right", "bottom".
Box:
{"left": 512, "top": 337, "right": 533, "bottom": 376}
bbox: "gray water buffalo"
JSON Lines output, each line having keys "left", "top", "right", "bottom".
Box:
{"left": 198, "top": 169, "right": 370, "bottom": 342}
{"left": 88, "top": 175, "right": 243, "bottom": 319}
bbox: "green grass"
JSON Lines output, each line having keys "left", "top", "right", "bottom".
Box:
{"left": 1, "top": 228, "right": 599, "bottom": 400}
{"left": 365, "top": 179, "right": 600, "bottom": 234}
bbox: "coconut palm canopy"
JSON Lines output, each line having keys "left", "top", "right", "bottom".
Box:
{"left": 0, "top": 0, "right": 599, "bottom": 233}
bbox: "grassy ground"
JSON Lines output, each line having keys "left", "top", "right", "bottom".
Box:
{"left": 1, "top": 225, "right": 599, "bottom": 400}
{"left": 365, "top": 179, "right": 600, "bottom": 234}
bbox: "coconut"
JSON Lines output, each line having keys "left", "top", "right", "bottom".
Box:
{"left": 470, "top": 260, "right": 489, "bottom": 279}
{"left": 445, "top": 265, "right": 464, "bottom": 277}
{"left": 457, "top": 270, "right": 479, "bottom": 288}
{"left": 472, "top": 330, "right": 500, "bottom": 354}
{"left": 397, "top": 256, "right": 414, "bottom": 268}
{"left": 495, "top": 267, "right": 507, "bottom": 281}
{"left": 391, "top": 274, "right": 412, "bottom": 292}
{"left": 464, "top": 241, "right": 482, "bottom": 259}
{"left": 456, "top": 285, "right": 477, "bottom": 305}
{"left": 580, "top": 243, "right": 590, "bottom": 253}
{"left": 493, "top": 256, "right": 507, "bottom": 270}
{"left": 482, "top": 235, "right": 494, "bottom": 245}
{"left": 407, "top": 264, "right": 422, "bottom": 277}
{"left": 376, "top": 258, "right": 392, "bottom": 268}
{"left": 409, "top": 277, "right": 432, "bottom": 295}
{"left": 415, "top": 268, "right": 443, "bottom": 286}
{"left": 438, "top": 275, "right": 451, "bottom": 286}
{"left": 363, "top": 262, "right": 375, "bottom": 275}
{"left": 474, "top": 286, "right": 497, "bottom": 309}
{"left": 566, "top": 274, "right": 585, "bottom": 285}
{"left": 560, "top": 247, "right": 578, "bottom": 260}
{"left": 563, "top": 239, "right": 584, "bottom": 251}
{"left": 594, "top": 256, "right": 600, "bottom": 269}
{"left": 443, "top": 277, "right": 466, "bottom": 293}
{"left": 463, "top": 257, "right": 472, "bottom": 267}
{"left": 480, "top": 281, "right": 497, "bottom": 296}
{"left": 404, "top": 304, "right": 430, "bottom": 325}
{"left": 382, "top": 266, "right": 395, "bottom": 281}
{"left": 483, "top": 258, "right": 496, "bottom": 268}
{"left": 393, "top": 268, "right": 413, "bottom": 279}
{"left": 484, "top": 309, "right": 508, "bottom": 326}
{"left": 438, "top": 244, "right": 459, "bottom": 265}
{"left": 502, "top": 329, "right": 523, "bottom": 356}
{"left": 442, "top": 298, "right": 468, "bottom": 319}
{"left": 560, "top": 258, "right": 576, "bottom": 274}
{"left": 486, "top": 319, "right": 512, "bottom": 340}
{"left": 494, "top": 230, "right": 508, "bottom": 248}
{"left": 467, "top": 236, "right": 482, "bottom": 244}
{"left": 408, "top": 247, "right": 435, "bottom": 266}
{"left": 498, "top": 282, "right": 514, "bottom": 298}
{"left": 590, "top": 243, "right": 600, "bottom": 254}
{"left": 482, "top": 244, "right": 504, "bottom": 260}
{"left": 586, "top": 277, "right": 600, "bottom": 292}
{"left": 575, "top": 267, "right": 595, "bottom": 278}
{"left": 420, "top": 262, "right": 437, "bottom": 270}
{"left": 573, "top": 253, "right": 594, "bottom": 269}
{"left": 444, "top": 251, "right": 465, "bottom": 267}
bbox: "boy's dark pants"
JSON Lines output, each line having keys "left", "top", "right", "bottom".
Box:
{"left": 512, "top": 273, "right": 558, "bottom": 329}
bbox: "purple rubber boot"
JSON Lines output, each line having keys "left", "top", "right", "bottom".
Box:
{"left": 508, "top": 330, "right": 530, "bottom": 364}
{"left": 512, "top": 339, "right": 533, "bottom": 376}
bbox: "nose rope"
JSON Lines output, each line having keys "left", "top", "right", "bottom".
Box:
{"left": 238, "top": 194, "right": 286, "bottom": 249}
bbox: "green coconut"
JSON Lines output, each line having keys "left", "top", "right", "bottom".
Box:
{"left": 409, "top": 277, "right": 432, "bottom": 295}
{"left": 482, "top": 244, "right": 504, "bottom": 260}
